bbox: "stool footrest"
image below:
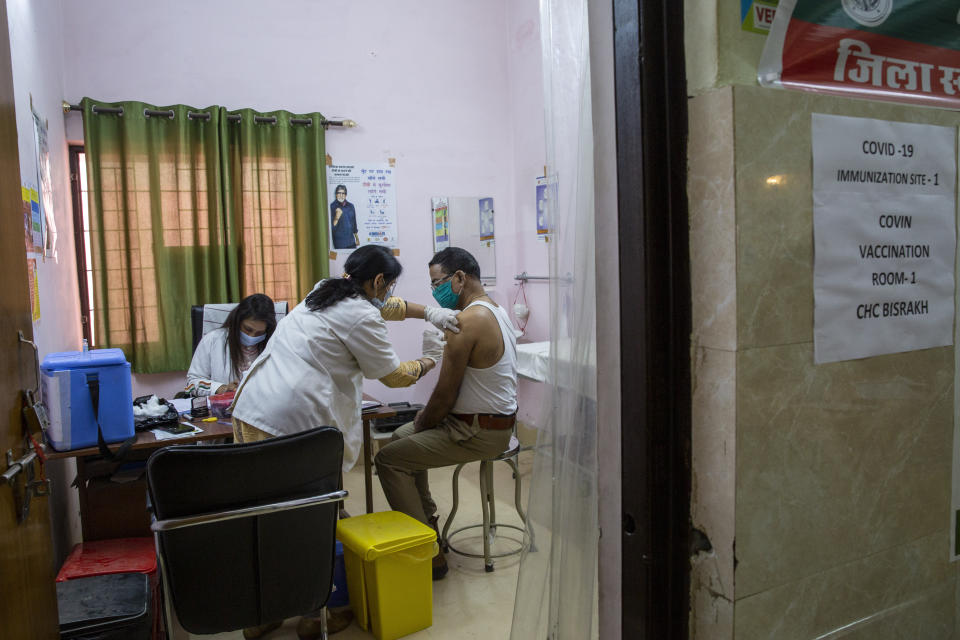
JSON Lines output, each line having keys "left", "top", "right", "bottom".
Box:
{"left": 444, "top": 523, "right": 528, "bottom": 561}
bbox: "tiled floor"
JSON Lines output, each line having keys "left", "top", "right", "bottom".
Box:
{"left": 193, "top": 448, "right": 534, "bottom": 640}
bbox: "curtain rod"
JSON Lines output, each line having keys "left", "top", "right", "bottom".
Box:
{"left": 62, "top": 101, "right": 357, "bottom": 128}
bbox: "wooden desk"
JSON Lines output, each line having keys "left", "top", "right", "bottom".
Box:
{"left": 46, "top": 403, "right": 403, "bottom": 530}
{"left": 361, "top": 405, "right": 397, "bottom": 514}
{"left": 45, "top": 421, "right": 234, "bottom": 541}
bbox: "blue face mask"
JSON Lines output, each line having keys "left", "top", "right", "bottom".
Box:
{"left": 369, "top": 281, "right": 395, "bottom": 310}
{"left": 239, "top": 331, "right": 266, "bottom": 347}
{"left": 431, "top": 280, "right": 460, "bottom": 309}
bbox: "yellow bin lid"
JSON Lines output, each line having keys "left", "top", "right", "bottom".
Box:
{"left": 337, "top": 511, "right": 436, "bottom": 561}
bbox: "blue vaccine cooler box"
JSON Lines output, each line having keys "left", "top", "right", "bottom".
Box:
{"left": 41, "top": 348, "right": 134, "bottom": 452}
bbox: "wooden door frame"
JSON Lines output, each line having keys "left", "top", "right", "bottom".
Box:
{"left": 613, "top": 0, "right": 692, "bottom": 636}
{"left": 0, "top": 0, "right": 60, "bottom": 635}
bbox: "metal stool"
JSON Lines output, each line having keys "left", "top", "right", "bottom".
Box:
{"left": 441, "top": 435, "right": 531, "bottom": 572}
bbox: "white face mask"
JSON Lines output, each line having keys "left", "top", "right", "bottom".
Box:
{"left": 239, "top": 331, "right": 266, "bottom": 347}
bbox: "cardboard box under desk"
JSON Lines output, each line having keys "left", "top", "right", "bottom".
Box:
{"left": 82, "top": 475, "right": 151, "bottom": 541}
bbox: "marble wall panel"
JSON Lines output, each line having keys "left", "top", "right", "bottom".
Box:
{"left": 736, "top": 342, "right": 953, "bottom": 597}
{"left": 690, "top": 345, "right": 736, "bottom": 640}
{"left": 734, "top": 531, "right": 957, "bottom": 640}
{"left": 689, "top": 87, "right": 737, "bottom": 352}
{"left": 734, "top": 85, "right": 960, "bottom": 349}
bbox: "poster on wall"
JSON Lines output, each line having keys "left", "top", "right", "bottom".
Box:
{"left": 760, "top": 1, "right": 960, "bottom": 110}
{"left": 326, "top": 162, "right": 398, "bottom": 254}
{"left": 32, "top": 103, "right": 57, "bottom": 262}
{"left": 535, "top": 175, "right": 557, "bottom": 243}
{"left": 26, "top": 257, "right": 40, "bottom": 322}
{"left": 432, "top": 197, "right": 450, "bottom": 251}
{"left": 741, "top": 0, "right": 779, "bottom": 34}
{"left": 812, "top": 113, "right": 956, "bottom": 364}
{"left": 479, "top": 197, "right": 495, "bottom": 243}
{"left": 23, "top": 185, "right": 42, "bottom": 254}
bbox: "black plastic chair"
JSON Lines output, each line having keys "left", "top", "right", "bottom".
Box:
{"left": 146, "top": 427, "right": 346, "bottom": 638}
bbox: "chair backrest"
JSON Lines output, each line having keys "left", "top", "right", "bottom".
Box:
{"left": 191, "top": 301, "right": 289, "bottom": 353}
{"left": 146, "top": 427, "right": 343, "bottom": 634}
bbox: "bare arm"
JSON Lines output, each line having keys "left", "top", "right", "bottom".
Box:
{"left": 413, "top": 321, "right": 476, "bottom": 431}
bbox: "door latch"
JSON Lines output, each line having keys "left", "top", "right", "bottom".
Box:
{"left": 2, "top": 448, "right": 50, "bottom": 523}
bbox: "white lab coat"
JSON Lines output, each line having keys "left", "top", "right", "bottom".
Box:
{"left": 232, "top": 294, "right": 401, "bottom": 472}
{"left": 185, "top": 328, "right": 234, "bottom": 396}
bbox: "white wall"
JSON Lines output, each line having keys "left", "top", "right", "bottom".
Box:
{"left": 7, "top": 0, "right": 83, "bottom": 565}
{"left": 504, "top": 0, "right": 550, "bottom": 428}
{"left": 61, "top": 0, "right": 549, "bottom": 422}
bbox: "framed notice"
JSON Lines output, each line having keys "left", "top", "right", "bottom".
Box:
{"left": 812, "top": 113, "right": 956, "bottom": 364}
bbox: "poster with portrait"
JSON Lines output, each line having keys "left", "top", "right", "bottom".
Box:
{"left": 326, "top": 162, "right": 398, "bottom": 255}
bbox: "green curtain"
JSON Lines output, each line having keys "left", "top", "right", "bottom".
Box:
{"left": 219, "top": 108, "right": 328, "bottom": 302}
{"left": 81, "top": 98, "right": 329, "bottom": 373}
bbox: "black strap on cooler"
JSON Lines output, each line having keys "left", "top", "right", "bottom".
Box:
{"left": 87, "top": 375, "right": 135, "bottom": 462}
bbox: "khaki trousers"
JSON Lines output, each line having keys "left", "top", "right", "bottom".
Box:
{"left": 232, "top": 417, "right": 272, "bottom": 443}
{"left": 374, "top": 415, "right": 512, "bottom": 525}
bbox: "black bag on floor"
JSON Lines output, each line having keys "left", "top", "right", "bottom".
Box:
{"left": 57, "top": 573, "right": 151, "bottom": 640}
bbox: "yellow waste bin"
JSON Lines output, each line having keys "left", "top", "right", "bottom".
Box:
{"left": 336, "top": 511, "right": 438, "bottom": 640}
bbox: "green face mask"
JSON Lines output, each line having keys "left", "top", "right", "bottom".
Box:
{"left": 431, "top": 279, "right": 459, "bottom": 309}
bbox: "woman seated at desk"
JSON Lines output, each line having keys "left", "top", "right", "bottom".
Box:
{"left": 185, "top": 293, "right": 277, "bottom": 396}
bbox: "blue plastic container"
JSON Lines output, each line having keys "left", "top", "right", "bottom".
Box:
{"left": 328, "top": 540, "right": 349, "bottom": 607}
{"left": 41, "top": 348, "right": 134, "bottom": 452}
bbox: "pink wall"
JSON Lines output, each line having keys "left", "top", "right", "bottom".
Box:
{"left": 60, "top": 0, "right": 549, "bottom": 424}
{"left": 8, "top": 0, "right": 83, "bottom": 565}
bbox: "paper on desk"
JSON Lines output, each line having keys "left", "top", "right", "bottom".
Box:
{"left": 151, "top": 424, "right": 202, "bottom": 440}
{"left": 362, "top": 400, "right": 381, "bottom": 411}
{"left": 170, "top": 397, "right": 193, "bottom": 414}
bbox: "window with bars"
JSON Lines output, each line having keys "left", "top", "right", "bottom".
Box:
{"left": 239, "top": 158, "right": 296, "bottom": 303}
{"left": 71, "top": 146, "right": 299, "bottom": 351}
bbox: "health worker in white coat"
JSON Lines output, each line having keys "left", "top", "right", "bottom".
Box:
{"left": 231, "top": 245, "right": 451, "bottom": 473}
{"left": 184, "top": 293, "right": 277, "bottom": 396}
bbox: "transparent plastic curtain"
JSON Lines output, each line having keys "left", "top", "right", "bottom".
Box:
{"left": 510, "top": 0, "right": 598, "bottom": 637}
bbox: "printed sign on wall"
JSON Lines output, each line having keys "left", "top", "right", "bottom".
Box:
{"left": 432, "top": 197, "right": 450, "bottom": 251}
{"left": 741, "top": 0, "right": 779, "bottom": 34}
{"left": 326, "top": 162, "right": 398, "bottom": 253}
{"left": 761, "top": 1, "right": 960, "bottom": 110}
{"left": 812, "top": 113, "right": 956, "bottom": 364}
{"left": 479, "top": 197, "right": 495, "bottom": 242}
{"left": 535, "top": 175, "right": 557, "bottom": 243}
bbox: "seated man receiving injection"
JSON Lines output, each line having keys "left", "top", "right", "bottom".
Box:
{"left": 375, "top": 247, "right": 518, "bottom": 580}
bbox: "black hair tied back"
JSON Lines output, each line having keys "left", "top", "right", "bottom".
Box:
{"left": 306, "top": 245, "right": 403, "bottom": 312}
